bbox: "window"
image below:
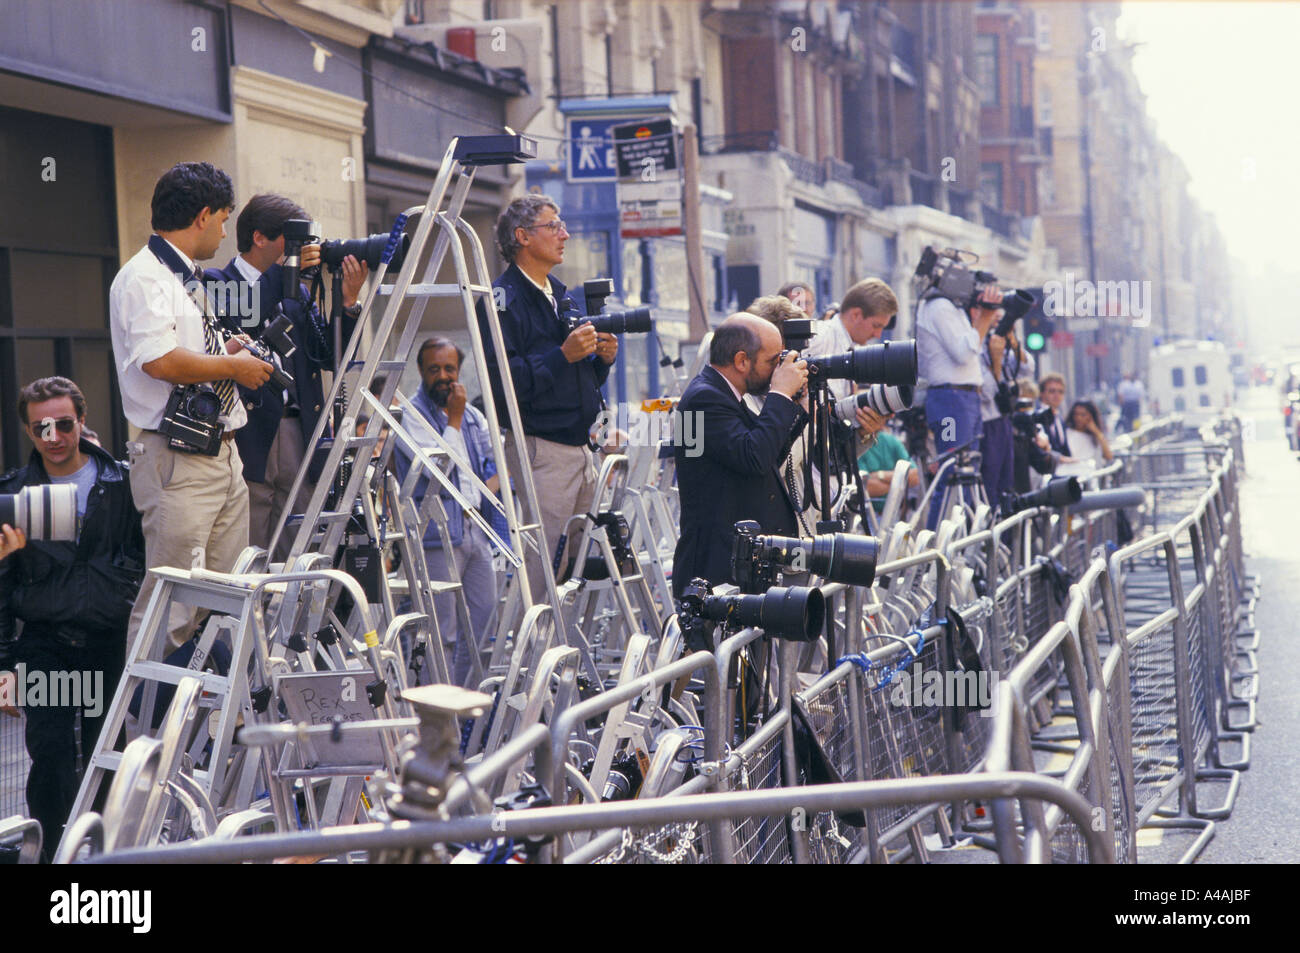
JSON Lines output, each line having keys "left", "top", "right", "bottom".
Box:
{"left": 1036, "top": 10, "right": 1052, "bottom": 50}
{"left": 1039, "top": 86, "right": 1053, "bottom": 125}
{"left": 979, "top": 162, "right": 1003, "bottom": 207}
{"left": 975, "top": 35, "right": 999, "bottom": 107}
{"left": 1199, "top": 394, "right": 1211, "bottom": 407}
{"left": 1172, "top": 367, "right": 1185, "bottom": 388}
{"left": 1039, "top": 165, "right": 1056, "bottom": 208}
{"left": 1194, "top": 365, "right": 1208, "bottom": 386}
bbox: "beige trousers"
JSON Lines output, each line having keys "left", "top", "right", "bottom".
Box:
{"left": 126, "top": 431, "right": 250, "bottom": 649}
{"left": 503, "top": 432, "right": 597, "bottom": 601}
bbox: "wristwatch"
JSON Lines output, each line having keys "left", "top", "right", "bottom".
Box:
{"left": 343, "top": 303, "right": 362, "bottom": 319}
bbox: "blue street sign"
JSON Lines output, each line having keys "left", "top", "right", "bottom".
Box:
{"left": 566, "top": 116, "right": 622, "bottom": 182}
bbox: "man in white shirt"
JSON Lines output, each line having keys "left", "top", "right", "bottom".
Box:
{"left": 109, "top": 162, "right": 274, "bottom": 647}
{"left": 1117, "top": 373, "right": 1144, "bottom": 433}
{"left": 916, "top": 282, "right": 1003, "bottom": 528}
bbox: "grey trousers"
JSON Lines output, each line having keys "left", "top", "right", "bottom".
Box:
{"left": 423, "top": 520, "right": 497, "bottom": 685}
{"left": 247, "top": 415, "right": 308, "bottom": 563}
{"left": 126, "top": 431, "right": 250, "bottom": 649}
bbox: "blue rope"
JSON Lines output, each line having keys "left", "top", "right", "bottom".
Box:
{"left": 869, "top": 629, "right": 927, "bottom": 693}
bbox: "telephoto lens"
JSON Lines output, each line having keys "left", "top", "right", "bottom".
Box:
{"left": 755, "top": 532, "right": 878, "bottom": 589}
{"left": 587, "top": 306, "right": 654, "bottom": 335}
{"left": 1003, "top": 476, "right": 1082, "bottom": 514}
{"left": 682, "top": 580, "right": 826, "bottom": 642}
{"left": 807, "top": 339, "right": 918, "bottom": 386}
{"left": 320, "top": 232, "right": 411, "bottom": 272}
{"left": 835, "top": 384, "right": 914, "bottom": 420}
{"left": 993, "top": 289, "right": 1036, "bottom": 337}
{"left": 0, "top": 483, "right": 78, "bottom": 541}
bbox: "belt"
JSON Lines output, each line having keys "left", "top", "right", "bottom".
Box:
{"left": 143, "top": 429, "right": 236, "bottom": 442}
{"left": 930, "top": 383, "right": 979, "bottom": 392}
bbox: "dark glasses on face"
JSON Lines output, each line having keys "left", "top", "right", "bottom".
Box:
{"left": 30, "top": 417, "right": 77, "bottom": 435}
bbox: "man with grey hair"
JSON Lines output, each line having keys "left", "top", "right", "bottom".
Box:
{"left": 476, "top": 195, "right": 618, "bottom": 597}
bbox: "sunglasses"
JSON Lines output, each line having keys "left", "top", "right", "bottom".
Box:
{"left": 30, "top": 417, "right": 77, "bottom": 436}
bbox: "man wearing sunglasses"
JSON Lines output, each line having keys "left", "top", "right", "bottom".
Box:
{"left": 477, "top": 195, "right": 618, "bottom": 598}
{"left": 0, "top": 376, "right": 144, "bottom": 860}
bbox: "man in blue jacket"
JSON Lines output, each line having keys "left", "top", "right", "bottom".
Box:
{"left": 0, "top": 377, "right": 144, "bottom": 861}
{"left": 477, "top": 195, "right": 618, "bottom": 597}
{"left": 205, "top": 194, "right": 367, "bottom": 558}
{"left": 394, "top": 338, "right": 502, "bottom": 685}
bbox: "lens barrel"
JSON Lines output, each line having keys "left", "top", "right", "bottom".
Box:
{"left": 700, "top": 586, "right": 826, "bottom": 641}
{"left": 810, "top": 339, "right": 918, "bottom": 386}
{"left": 587, "top": 306, "right": 653, "bottom": 335}
{"left": 0, "top": 484, "right": 78, "bottom": 541}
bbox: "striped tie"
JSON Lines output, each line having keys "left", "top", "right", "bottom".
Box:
{"left": 191, "top": 268, "right": 237, "bottom": 416}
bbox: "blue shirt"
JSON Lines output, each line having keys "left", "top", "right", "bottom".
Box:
{"left": 50, "top": 457, "right": 99, "bottom": 519}
{"left": 393, "top": 387, "right": 504, "bottom": 550}
{"left": 916, "top": 295, "right": 982, "bottom": 387}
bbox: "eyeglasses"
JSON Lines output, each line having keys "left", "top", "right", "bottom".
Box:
{"left": 30, "top": 417, "right": 77, "bottom": 436}
{"left": 521, "top": 220, "right": 568, "bottom": 234}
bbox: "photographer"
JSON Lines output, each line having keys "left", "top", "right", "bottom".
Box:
{"left": 803, "top": 278, "right": 898, "bottom": 439}
{"left": 673, "top": 314, "right": 808, "bottom": 597}
{"left": 979, "top": 327, "right": 1035, "bottom": 507}
{"left": 109, "top": 161, "right": 274, "bottom": 647}
{"left": 477, "top": 195, "right": 617, "bottom": 595}
{"left": 916, "top": 282, "right": 1002, "bottom": 529}
{"left": 205, "top": 194, "right": 368, "bottom": 558}
{"left": 0, "top": 377, "right": 144, "bottom": 861}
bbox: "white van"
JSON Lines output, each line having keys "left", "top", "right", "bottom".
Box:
{"left": 1147, "top": 341, "right": 1232, "bottom": 425}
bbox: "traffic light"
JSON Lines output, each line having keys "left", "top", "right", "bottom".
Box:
{"left": 1021, "top": 291, "right": 1054, "bottom": 353}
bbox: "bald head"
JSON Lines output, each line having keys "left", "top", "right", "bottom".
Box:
{"left": 710, "top": 312, "right": 784, "bottom": 397}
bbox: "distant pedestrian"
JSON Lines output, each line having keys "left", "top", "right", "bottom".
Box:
{"left": 1117, "top": 373, "right": 1145, "bottom": 433}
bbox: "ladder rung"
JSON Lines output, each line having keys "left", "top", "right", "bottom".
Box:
{"left": 375, "top": 283, "right": 491, "bottom": 297}
{"left": 128, "top": 661, "right": 233, "bottom": 696}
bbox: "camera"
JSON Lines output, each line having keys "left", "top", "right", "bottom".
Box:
{"left": 159, "top": 383, "right": 224, "bottom": 456}
{"left": 239, "top": 311, "right": 297, "bottom": 391}
{"left": 0, "top": 484, "right": 78, "bottom": 541}
{"left": 914, "top": 247, "right": 1034, "bottom": 330}
{"left": 677, "top": 577, "right": 826, "bottom": 642}
{"left": 320, "top": 233, "right": 411, "bottom": 273}
{"left": 1001, "top": 476, "right": 1082, "bottom": 515}
{"left": 835, "top": 384, "right": 913, "bottom": 420}
{"left": 732, "top": 520, "right": 877, "bottom": 594}
{"left": 781, "top": 336, "right": 919, "bottom": 389}
{"left": 568, "top": 278, "right": 654, "bottom": 336}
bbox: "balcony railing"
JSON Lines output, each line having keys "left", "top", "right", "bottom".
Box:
{"left": 1011, "top": 104, "right": 1036, "bottom": 138}
{"left": 700, "top": 131, "right": 780, "bottom": 155}
{"left": 778, "top": 148, "right": 827, "bottom": 186}
{"left": 981, "top": 202, "right": 1016, "bottom": 238}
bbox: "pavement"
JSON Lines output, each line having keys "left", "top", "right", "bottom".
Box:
{"left": 1197, "top": 384, "right": 1300, "bottom": 863}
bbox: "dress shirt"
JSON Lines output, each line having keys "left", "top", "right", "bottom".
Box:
{"left": 803, "top": 315, "right": 856, "bottom": 400}
{"left": 109, "top": 241, "right": 247, "bottom": 432}
{"left": 916, "top": 296, "right": 982, "bottom": 387}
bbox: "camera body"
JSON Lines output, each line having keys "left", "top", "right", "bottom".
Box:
{"left": 159, "top": 383, "right": 224, "bottom": 456}
{"left": 914, "top": 246, "right": 1034, "bottom": 331}
{"left": 568, "top": 278, "right": 654, "bottom": 336}
{"left": 238, "top": 311, "right": 298, "bottom": 392}
{"left": 732, "top": 519, "right": 877, "bottom": 594}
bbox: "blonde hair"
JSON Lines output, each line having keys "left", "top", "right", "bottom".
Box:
{"left": 747, "top": 294, "right": 805, "bottom": 327}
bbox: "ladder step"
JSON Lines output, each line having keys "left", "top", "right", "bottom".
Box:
{"left": 128, "top": 661, "right": 233, "bottom": 697}
{"left": 375, "top": 283, "right": 491, "bottom": 297}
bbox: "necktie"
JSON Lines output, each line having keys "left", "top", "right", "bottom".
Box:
{"left": 190, "top": 268, "right": 237, "bottom": 416}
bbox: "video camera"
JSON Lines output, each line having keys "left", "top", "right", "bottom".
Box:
{"left": 677, "top": 577, "right": 825, "bottom": 642}
{"left": 914, "top": 247, "right": 1034, "bottom": 333}
{"left": 732, "top": 519, "right": 878, "bottom": 594}
{"left": 568, "top": 278, "right": 654, "bottom": 336}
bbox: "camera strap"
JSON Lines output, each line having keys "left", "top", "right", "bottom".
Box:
{"left": 147, "top": 236, "right": 237, "bottom": 416}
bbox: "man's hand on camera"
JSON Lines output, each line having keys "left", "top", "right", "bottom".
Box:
{"left": 972, "top": 285, "right": 1002, "bottom": 335}
{"left": 562, "top": 322, "right": 598, "bottom": 363}
{"left": 595, "top": 331, "right": 618, "bottom": 365}
{"left": 445, "top": 383, "right": 468, "bottom": 429}
{"left": 0, "top": 523, "right": 26, "bottom": 562}
{"left": 855, "top": 406, "right": 886, "bottom": 438}
{"left": 988, "top": 333, "right": 1007, "bottom": 361}
{"left": 229, "top": 348, "right": 275, "bottom": 389}
{"left": 300, "top": 243, "right": 322, "bottom": 271}
{"left": 770, "top": 351, "right": 808, "bottom": 399}
{"left": 223, "top": 333, "right": 254, "bottom": 355}
{"left": 341, "top": 254, "right": 369, "bottom": 308}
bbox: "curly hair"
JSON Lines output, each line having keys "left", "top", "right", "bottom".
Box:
{"left": 151, "top": 161, "right": 234, "bottom": 232}
{"left": 18, "top": 376, "right": 86, "bottom": 425}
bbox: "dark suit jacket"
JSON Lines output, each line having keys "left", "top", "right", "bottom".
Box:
{"left": 1039, "top": 407, "right": 1072, "bottom": 456}
{"left": 672, "top": 366, "right": 804, "bottom": 597}
{"left": 204, "top": 259, "right": 332, "bottom": 484}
